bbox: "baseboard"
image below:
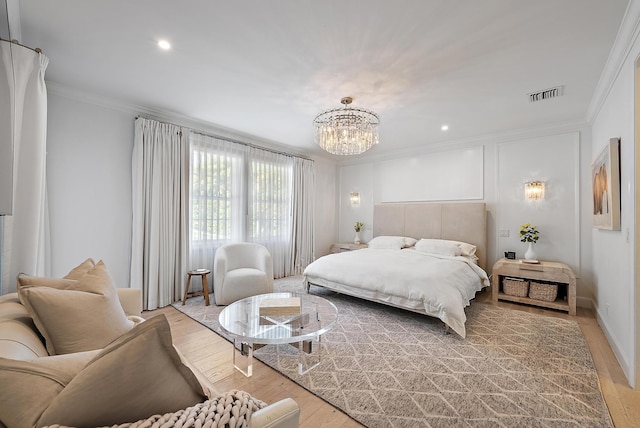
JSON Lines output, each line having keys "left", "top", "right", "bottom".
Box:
{"left": 595, "top": 307, "right": 633, "bottom": 387}
{"left": 577, "top": 296, "right": 593, "bottom": 309}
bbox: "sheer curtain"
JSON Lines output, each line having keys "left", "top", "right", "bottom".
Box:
{"left": 0, "top": 41, "right": 50, "bottom": 293}
{"left": 188, "top": 133, "right": 309, "bottom": 278}
{"left": 189, "top": 132, "right": 245, "bottom": 271}
{"left": 130, "top": 118, "right": 189, "bottom": 310}
{"left": 290, "top": 157, "right": 315, "bottom": 274}
{"left": 246, "top": 147, "right": 293, "bottom": 278}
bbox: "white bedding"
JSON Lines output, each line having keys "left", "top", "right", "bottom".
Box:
{"left": 302, "top": 248, "right": 489, "bottom": 338}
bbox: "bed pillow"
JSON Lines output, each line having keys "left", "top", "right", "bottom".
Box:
{"left": 18, "top": 261, "right": 134, "bottom": 355}
{"left": 414, "top": 239, "right": 462, "bottom": 257}
{"left": 402, "top": 237, "right": 418, "bottom": 248}
{"left": 367, "top": 236, "right": 406, "bottom": 250}
{"left": 414, "top": 238, "right": 477, "bottom": 257}
{"left": 37, "top": 314, "right": 207, "bottom": 428}
{"left": 448, "top": 240, "right": 477, "bottom": 257}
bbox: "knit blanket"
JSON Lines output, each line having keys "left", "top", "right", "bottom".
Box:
{"left": 45, "top": 390, "right": 268, "bottom": 428}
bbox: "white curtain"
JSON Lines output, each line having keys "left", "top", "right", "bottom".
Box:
{"left": 189, "top": 132, "right": 245, "bottom": 271}
{"left": 130, "top": 118, "right": 189, "bottom": 310}
{"left": 0, "top": 41, "right": 50, "bottom": 294}
{"left": 188, "top": 133, "right": 306, "bottom": 279}
{"left": 246, "top": 147, "right": 293, "bottom": 278}
{"left": 290, "top": 157, "right": 315, "bottom": 274}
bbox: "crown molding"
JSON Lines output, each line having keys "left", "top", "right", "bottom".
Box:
{"left": 45, "top": 80, "right": 326, "bottom": 161}
{"left": 586, "top": 0, "right": 640, "bottom": 122}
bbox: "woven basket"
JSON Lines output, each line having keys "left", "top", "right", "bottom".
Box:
{"left": 529, "top": 281, "right": 558, "bottom": 302}
{"left": 503, "top": 278, "right": 529, "bottom": 297}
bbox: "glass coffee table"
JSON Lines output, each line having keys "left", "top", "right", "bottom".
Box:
{"left": 219, "top": 292, "right": 338, "bottom": 377}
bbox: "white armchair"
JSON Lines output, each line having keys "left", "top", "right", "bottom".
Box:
{"left": 213, "top": 243, "right": 274, "bottom": 305}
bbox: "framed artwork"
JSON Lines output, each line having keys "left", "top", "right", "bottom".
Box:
{"left": 592, "top": 138, "right": 620, "bottom": 230}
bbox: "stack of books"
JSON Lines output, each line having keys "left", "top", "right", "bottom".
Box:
{"left": 259, "top": 297, "right": 301, "bottom": 317}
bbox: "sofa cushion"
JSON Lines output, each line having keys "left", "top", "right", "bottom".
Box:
{"left": 0, "top": 293, "right": 49, "bottom": 360}
{"left": 0, "top": 318, "right": 49, "bottom": 360}
{"left": 18, "top": 261, "right": 134, "bottom": 355}
{"left": 0, "top": 351, "right": 98, "bottom": 428}
{"left": 37, "top": 314, "right": 207, "bottom": 427}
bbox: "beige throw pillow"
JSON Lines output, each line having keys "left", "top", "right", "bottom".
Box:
{"left": 37, "top": 314, "right": 207, "bottom": 428}
{"left": 63, "top": 258, "right": 95, "bottom": 280}
{"left": 18, "top": 261, "right": 134, "bottom": 355}
{"left": 0, "top": 351, "right": 98, "bottom": 428}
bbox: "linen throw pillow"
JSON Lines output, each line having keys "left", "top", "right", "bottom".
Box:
{"left": 37, "top": 314, "right": 208, "bottom": 428}
{"left": 18, "top": 260, "right": 134, "bottom": 355}
{"left": 63, "top": 257, "right": 95, "bottom": 280}
{"left": 0, "top": 351, "right": 98, "bottom": 428}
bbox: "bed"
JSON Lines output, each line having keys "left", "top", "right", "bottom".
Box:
{"left": 303, "top": 202, "right": 489, "bottom": 338}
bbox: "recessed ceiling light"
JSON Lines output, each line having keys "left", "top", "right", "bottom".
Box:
{"left": 441, "top": 125, "right": 449, "bottom": 131}
{"left": 158, "top": 40, "right": 171, "bottom": 50}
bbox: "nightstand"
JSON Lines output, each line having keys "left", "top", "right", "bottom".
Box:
{"left": 330, "top": 243, "right": 368, "bottom": 253}
{"left": 491, "top": 258, "right": 576, "bottom": 315}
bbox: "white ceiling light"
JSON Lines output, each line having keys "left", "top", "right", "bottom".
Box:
{"left": 441, "top": 125, "right": 449, "bottom": 131}
{"left": 158, "top": 40, "right": 171, "bottom": 50}
{"left": 313, "top": 97, "right": 380, "bottom": 156}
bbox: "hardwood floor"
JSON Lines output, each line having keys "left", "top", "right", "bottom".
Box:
{"left": 145, "top": 288, "right": 640, "bottom": 428}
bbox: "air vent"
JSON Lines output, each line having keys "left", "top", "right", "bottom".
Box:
{"left": 528, "top": 86, "right": 563, "bottom": 103}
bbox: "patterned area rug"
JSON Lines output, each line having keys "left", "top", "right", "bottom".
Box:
{"left": 174, "top": 276, "right": 612, "bottom": 428}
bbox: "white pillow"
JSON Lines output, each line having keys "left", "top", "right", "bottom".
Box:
{"left": 402, "top": 237, "right": 418, "bottom": 248}
{"left": 415, "top": 238, "right": 477, "bottom": 256}
{"left": 449, "top": 240, "right": 477, "bottom": 257}
{"left": 415, "top": 239, "right": 462, "bottom": 257}
{"left": 367, "top": 236, "right": 406, "bottom": 250}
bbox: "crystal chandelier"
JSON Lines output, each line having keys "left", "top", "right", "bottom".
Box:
{"left": 313, "top": 97, "right": 380, "bottom": 155}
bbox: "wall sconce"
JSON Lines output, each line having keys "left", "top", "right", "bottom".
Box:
{"left": 350, "top": 192, "right": 360, "bottom": 206}
{"left": 525, "top": 181, "right": 545, "bottom": 200}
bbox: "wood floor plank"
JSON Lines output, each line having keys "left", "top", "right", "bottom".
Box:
{"left": 147, "top": 290, "right": 639, "bottom": 428}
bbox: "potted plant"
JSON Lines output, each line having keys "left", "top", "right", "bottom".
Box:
{"left": 354, "top": 221, "right": 364, "bottom": 244}
{"left": 519, "top": 223, "right": 540, "bottom": 260}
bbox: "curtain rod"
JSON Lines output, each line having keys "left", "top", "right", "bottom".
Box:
{"left": 0, "top": 37, "right": 42, "bottom": 54}
{"left": 136, "top": 115, "right": 313, "bottom": 162}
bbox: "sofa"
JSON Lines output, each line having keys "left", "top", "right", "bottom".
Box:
{"left": 0, "top": 259, "right": 299, "bottom": 428}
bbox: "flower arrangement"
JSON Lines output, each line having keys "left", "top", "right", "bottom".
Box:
{"left": 519, "top": 223, "right": 539, "bottom": 243}
{"left": 354, "top": 221, "right": 364, "bottom": 232}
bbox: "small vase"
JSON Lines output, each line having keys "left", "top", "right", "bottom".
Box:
{"left": 354, "top": 231, "right": 361, "bottom": 244}
{"left": 524, "top": 242, "right": 536, "bottom": 260}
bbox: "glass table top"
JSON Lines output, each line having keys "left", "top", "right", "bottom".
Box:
{"left": 218, "top": 292, "right": 338, "bottom": 345}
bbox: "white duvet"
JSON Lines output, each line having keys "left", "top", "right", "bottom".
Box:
{"left": 302, "top": 248, "right": 489, "bottom": 338}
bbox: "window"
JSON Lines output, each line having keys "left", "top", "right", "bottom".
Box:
{"left": 189, "top": 133, "right": 293, "bottom": 277}
{"left": 190, "top": 148, "right": 243, "bottom": 244}
{"left": 248, "top": 157, "right": 292, "bottom": 243}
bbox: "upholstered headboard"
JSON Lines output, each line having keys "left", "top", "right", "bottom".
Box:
{"left": 373, "top": 202, "right": 487, "bottom": 270}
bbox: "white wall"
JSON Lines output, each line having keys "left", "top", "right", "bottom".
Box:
{"left": 47, "top": 92, "right": 134, "bottom": 288}
{"left": 46, "top": 90, "right": 338, "bottom": 288}
{"left": 590, "top": 30, "right": 638, "bottom": 386}
{"left": 496, "top": 133, "right": 580, "bottom": 271}
{"left": 337, "top": 127, "right": 594, "bottom": 303}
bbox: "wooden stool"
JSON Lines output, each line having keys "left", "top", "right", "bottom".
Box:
{"left": 182, "top": 269, "right": 211, "bottom": 306}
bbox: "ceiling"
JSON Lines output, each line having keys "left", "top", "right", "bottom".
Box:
{"left": 13, "top": 0, "right": 629, "bottom": 159}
